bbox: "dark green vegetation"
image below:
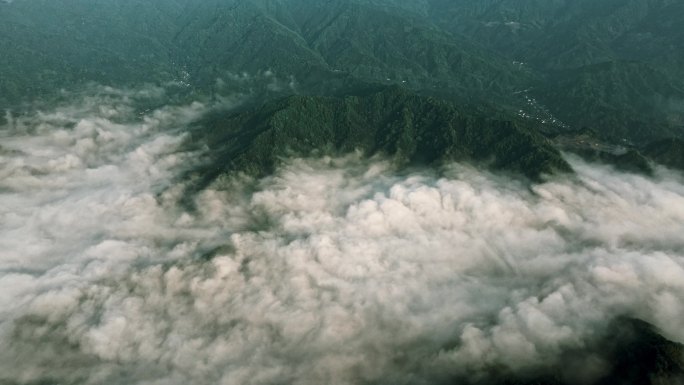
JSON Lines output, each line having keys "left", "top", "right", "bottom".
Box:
{"left": 0, "top": 0, "right": 528, "bottom": 107}
{"left": 192, "top": 86, "right": 570, "bottom": 182}
{"left": 2, "top": 0, "right": 683, "bottom": 145}
{"left": 428, "top": 0, "right": 684, "bottom": 142}
{"left": 643, "top": 138, "right": 684, "bottom": 171}
{"left": 476, "top": 318, "right": 684, "bottom": 385}
{"left": 0, "top": 1, "right": 185, "bottom": 101}
{"left": 537, "top": 61, "right": 684, "bottom": 142}
{"left": 0, "top": 0, "right": 681, "bottom": 174}
{"left": 2, "top": 0, "right": 682, "bottom": 176}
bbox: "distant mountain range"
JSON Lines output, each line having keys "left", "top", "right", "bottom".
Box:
{"left": 428, "top": 0, "right": 684, "bottom": 141}
{"left": 1, "top": 0, "right": 683, "bottom": 169}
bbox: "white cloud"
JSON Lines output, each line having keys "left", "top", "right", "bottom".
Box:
{"left": 1, "top": 88, "right": 683, "bottom": 384}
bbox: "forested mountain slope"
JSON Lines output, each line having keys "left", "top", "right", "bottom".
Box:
{"left": 191, "top": 86, "right": 570, "bottom": 184}
{"left": 1, "top": 0, "right": 682, "bottom": 143}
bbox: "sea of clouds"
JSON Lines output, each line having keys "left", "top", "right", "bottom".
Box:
{"left": 1, "top": 86, "right": 683, "bottom": 385}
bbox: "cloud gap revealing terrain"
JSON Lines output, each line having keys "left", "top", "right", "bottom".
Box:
{"left": 1, "top": 1, "right": 684, "bottom": 385}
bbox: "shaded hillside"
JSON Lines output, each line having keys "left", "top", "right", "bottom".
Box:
{"left": 2, "top": 0, "right": 683, "bottom": 142}
{"left": 0, "top": 0, "right": 527, "bottom": 108}
{"left": 0, "top": 0, "right": 187, "bottom": 104}
{"left": 425, "top": 0, "right": 684, "bottom": 141}
{"left": 428, "top": 0, "right": 682, "bottom": 71}
{"left": 536, "top": 61, "right": 684, "bottom": 141}
{"left": 172, "top": 0, "right": 328, "bottom": 86}
{"left": 289, "top": 1, "right": 531, "bottom": 99}
{"left": 608, "top": 1, "right": 684, "bottom": 75}
{"left": 644, "top": 138, "right": 684, "bottom": 171}
{"left": 472, "top": 318, "right": 684, "bottom": 385}
{"left": 191, "top": 87, "right": 571, "bottom": 184}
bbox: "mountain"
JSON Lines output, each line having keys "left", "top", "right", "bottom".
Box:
{"left": 613, "top": 2, "right": 684, "bottom": 74}
{"left": 287, "top": 1, "right": 529, "bottom": 100}
{"left": 536, "top": 61, "right": 684, "bottom": 141}
{"left": 190, "top": 86, "right": 571, "bottom": 187}
{"left": 424, "top": 0, "right": 684, "bottom": 141}
{"left": 643, "top": 138, "right": 684, "bottom": 171}
{"left": 0, "top": 0, "right": 187, "bottom": 103}
{"left": 3, "top": 0, "right": 683, "bottom": 143}
{"left": 427, "top": 0, "right": 681, "bottom": 70}
{"left": 0, "top": 0, "right": 527, "bottom": 108}
{"left": 1, "top": 0, "right": 683, "bottom": 146}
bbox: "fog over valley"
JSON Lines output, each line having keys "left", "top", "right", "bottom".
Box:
{"left": 1, "top": 87, "right": 683, "bottom": 384}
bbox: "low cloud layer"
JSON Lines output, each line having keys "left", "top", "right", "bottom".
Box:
{"left": 1, "top": 87, "right": 684, "bottom": 385}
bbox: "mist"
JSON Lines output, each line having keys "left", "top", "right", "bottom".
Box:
{"left": 1, "top": 87, "right": 684, "bottom": 385}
